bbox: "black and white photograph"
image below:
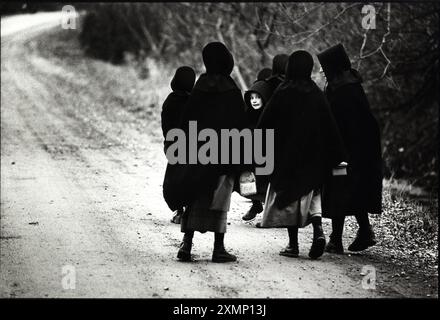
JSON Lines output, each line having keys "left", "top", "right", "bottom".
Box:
{"left": 0, "top": 1, "right": 438, "bottom": 307}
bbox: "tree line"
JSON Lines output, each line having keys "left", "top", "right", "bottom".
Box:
{"left": 77, "top": 3, "right": 438, "bottom": 192}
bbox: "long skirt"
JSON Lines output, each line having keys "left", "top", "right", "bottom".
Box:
{"left": 260, "top": 184, "right": 321, "bottom": 228}
{"left": 181, "top": 174, "right": 235, "bottom": 234}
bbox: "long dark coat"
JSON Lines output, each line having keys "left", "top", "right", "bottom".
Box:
{"left": 161, "top": 67, "right": 195, "bottom": 212}
{"left": 175, "top": 73, "right": 248, "bottom": 207}
{"left": 164, "top": 44, "right": 248, "bottom": 211}
{"left": 161, "top": 91, "right": 189, "bottom": 152}
{"left": 162, "top": 90, "right": 191, "bottom": 211}
{"left": 322, "top": 72, "right": 383, "bottom": 216}
{"left": 257, "top": 79, "right": 346, "bottom": 210}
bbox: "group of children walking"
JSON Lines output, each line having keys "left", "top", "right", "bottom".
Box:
{"left": 161, "top": 42, "right": 383, "bottom": 263}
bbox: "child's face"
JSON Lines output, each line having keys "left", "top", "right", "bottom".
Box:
{"left": 250, "top": 93, "right": 263, "bottom": 110}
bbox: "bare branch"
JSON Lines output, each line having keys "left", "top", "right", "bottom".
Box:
{"left": 118, "top": 5, "right": 146, "bottom": 51}
{"left": 134, "top": 4, "right": 159, "bottom": 55}
{"left": 379, "top": 3, "right": 392, "bottom": 79}
{"left": 216, "top": 17, "right": 248, "bottom": 91}
{"left": 289, "top": 3, "right": 360, "bottom": 45}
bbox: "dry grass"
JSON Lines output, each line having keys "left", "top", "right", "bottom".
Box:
{"left": 344, "top": 185, "right": 438, "bottom": 274}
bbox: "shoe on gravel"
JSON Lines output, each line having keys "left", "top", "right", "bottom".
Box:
{"left": 325, "top": 240, "right": 344, "bottom": 254}
{"left": 242, "top": 202, "right": 263, "bottom": 221}
{"left": 279, "top": 245, "right": 299, "bottom": 258}
{"left": 348, "top": 228, "right": 376, "bottom": 252}
{"left": 309, "top": 236, "right": 326, "bottom": 260}
{"left": 177, "top": 242, "right": 192, "bottom": 262}
{"left": 212, "top": 248, "right": 237, "bottom": 263}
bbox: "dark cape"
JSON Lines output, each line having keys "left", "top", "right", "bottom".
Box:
{"left": 162, "top": 66, "right": 195, "bottom": 211}
{"left": 161, "top": 91, "right": 189, "bottom": 152}
{"left": 318, "top": 44, "right": 383, "bottom": 216}
{"left": 176, "top": 73, "right": 248, "bottom": 207}
{"left": 168, "top": 42, "right": 248, "bottom": 209}
{"left": 323, "top": 70, "right": 383, "bottom": 216}
{"left": 257, "top": 51, "right": 346, "bottom": 210}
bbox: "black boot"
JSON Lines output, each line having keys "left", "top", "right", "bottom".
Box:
{"left": 280, "top": 227, "right": 299, "bottom": 257}
{"left": 348, "top": 213, "right": 376, "bottom": 252}
{"left": 325, "top": 237, "right": 344, "bottom": 254}
{"left": 177, "top": 232, "right": 193, "bottom": 261}
{"left": 212, "top": 233, "right": 237, "bottom": 263}
{"left": 325, "top": 217, "right": 345, "bottom": 254}
{"left": 348, "top": 226, "right": 376, "bottom": 252}
{"left": 242, "top": 200, "right": 263, "bottom": 221}
{"left": 309, "top": 216, "right": 326, "bottom": 259}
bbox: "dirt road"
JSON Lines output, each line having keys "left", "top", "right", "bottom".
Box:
{"left": 0, "top": 13, "right": 435, "bottom": 298}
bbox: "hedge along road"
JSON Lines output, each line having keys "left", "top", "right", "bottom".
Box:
{"left": 0, "top": 12, "right": 428, "bottom": 298}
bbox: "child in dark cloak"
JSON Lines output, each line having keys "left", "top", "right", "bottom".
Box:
{"left": 161, "top": 66, "right": 196, "bottom": 224}
{"left": 257, "top": 50, "right": 346, "bottom": 259}
{"left": 240, "top": 80, "right": 272, "bottom": 221}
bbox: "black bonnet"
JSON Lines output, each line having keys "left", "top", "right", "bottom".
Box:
{"left": 244, "top": 80, "right": 272, "bottom": 109}
{"left": 286, "top": 50, "right": 314, "bottom": 81}
{"left": 256, "top": 68, "right": 272, "bottom": 81}
{"left": 272, "top": 54, "right": 289, "bottom": 76}
{"left": 202, "top": 42, "right": 234, "bottom": 76}
{"left": 170, "top": 66, "right": 196, "bottom": 93}
{"left": 317, "top": 43, "right": 351, "bottom": 81}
